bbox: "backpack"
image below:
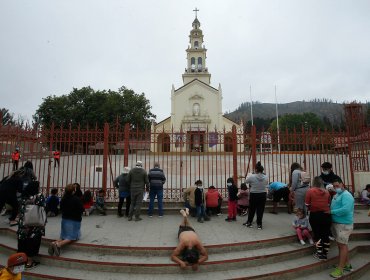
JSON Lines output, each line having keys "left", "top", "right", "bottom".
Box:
{"left": 300, "top": 170, "right": 311, "bottom": 185}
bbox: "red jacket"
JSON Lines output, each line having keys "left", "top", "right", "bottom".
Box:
{"left": 305, "top": 187, "right": 330, "bottom": 212}
{"left": 206, "top": 188, "right": 222, "bottom": 207}
{"left": 53, "top": 151, "right": 60, "bottom": 159}
{"left": 12, "top": 151, "right": 20, "bottom": 161}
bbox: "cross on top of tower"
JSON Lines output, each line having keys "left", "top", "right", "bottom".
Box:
{"left": 193, "top": 7, "right": 199, "bottom": 18}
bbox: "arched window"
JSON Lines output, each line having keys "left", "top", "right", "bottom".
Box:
{"left": 194, "top": 41, "right": 199, "bottom": 48}
{"left": 197, "top": 57, "right": 202, "bottom": 70}
{"left": 191, "top": 57, "right": 195, "bottom": 71}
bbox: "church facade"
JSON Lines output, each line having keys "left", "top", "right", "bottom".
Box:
{"left": 151, "top": 14, "right": 243, "bottom": 153}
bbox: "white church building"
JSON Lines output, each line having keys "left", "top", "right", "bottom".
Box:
{"left": 151, "top": 13, "right": 243, "bottom": 153}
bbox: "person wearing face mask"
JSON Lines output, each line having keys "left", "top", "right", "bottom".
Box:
{"left": 48, "top": 184, "right": 84, "bottom": 257}
{"left": 0, "top": 252, "right": 27, "bottom": 279}
{"left": 328, "top": 178, "right": 355, "bottom": 278}
{"left": 194, "top": 180, "right": 210, "bottom": 223}
{"left": 319, "top": 162, "right": 342, "bottom": 197}
{"left": 225, "top": 177, "right": 238, "bottom": 222}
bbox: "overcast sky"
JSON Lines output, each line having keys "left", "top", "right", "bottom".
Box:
{"left": 1, "top": 0, "right": 369, "bottom": 123}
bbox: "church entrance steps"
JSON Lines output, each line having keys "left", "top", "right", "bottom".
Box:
{"left": 0, "top": 242, "right": 369, "bottom": 279}
{"left": 0, "top": 210, "right": 369, "bottom": 279}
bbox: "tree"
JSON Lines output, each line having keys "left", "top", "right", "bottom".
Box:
{"left": 269, "top": 113, "right": 325, "bottom": 132}
{"left": 1, "top": 108, "right": 15, "bottom": 126}
{"left": 34, "top": 86, "right": 156, "bottom": 129}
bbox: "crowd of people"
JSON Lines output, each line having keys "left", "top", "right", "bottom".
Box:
{"left": 0, "top": 158, "right": 364, "bottom": 278}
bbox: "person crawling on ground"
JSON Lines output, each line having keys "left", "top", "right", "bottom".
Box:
{"left": 171, "top": 208, "right": 208, "bottom": 271}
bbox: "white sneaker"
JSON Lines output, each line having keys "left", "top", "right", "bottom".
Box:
{"left": 300, "top": 240, "right": 306, "bottom": 245}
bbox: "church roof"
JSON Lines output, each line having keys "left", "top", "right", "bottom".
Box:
{"left": 175, "top": 78, "right": 218, "bottom": 93}
{"left": 222, "top": 115, "right": 240, "bottom": 126}
{"left": 154, "top": 116, "right": 171, "bottom": 126}
{"left": 192, "top": 17, "right": 200, "bottom": 27}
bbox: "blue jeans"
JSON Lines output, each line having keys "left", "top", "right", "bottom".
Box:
{"left": 148, "top": 189, "right": 163, "bottom": 216}
{"left": 196, "top": 205, "right": 206, "bottom": 218}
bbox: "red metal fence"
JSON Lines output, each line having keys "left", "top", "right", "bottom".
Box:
{"left": 1, "top": 122, "right": 369, "bottom": 201}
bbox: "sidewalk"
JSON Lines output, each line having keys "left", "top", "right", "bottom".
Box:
{"left": 11, "top": 208, "right": 368, "bottom": 248}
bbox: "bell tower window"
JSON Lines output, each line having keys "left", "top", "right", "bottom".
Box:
{"left": 194, "top": 41, "right": 199, "bottom": 49}
{"left": 191, "top": 57, "right": 195, "bottom": 72}
{"left": 197, "top": 57, "right": 202, "bottom": 70}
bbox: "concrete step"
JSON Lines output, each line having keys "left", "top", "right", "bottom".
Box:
{"left": 0, "top": 243, "right": 369, "bottom": 279}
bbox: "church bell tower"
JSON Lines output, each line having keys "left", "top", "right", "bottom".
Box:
{"left": 182, "top": 9, "right": 211, "bottom": 85}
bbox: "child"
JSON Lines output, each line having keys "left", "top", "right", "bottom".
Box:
{"left": 82, "top": 190, "right": 94, "bottom": 216}
{"left": 45, "top": 188, "right": 60, "bottom": 217}
{"left": 194, "top": 180, "right": 210, "bottom": 223}
{"left": 205, "top": 185, "right": 223, "bottom": 216}
{"left": 292, "top": 208, "right": 313, "bottom": 245}
{"left": 225, "top": 177, "right": 238, "bottom": 222}
{"left": 237, "top": 183, "right": 249, "bottom": 216}
{"left": 95, "top": 189, "right": 106, "bottom": 215}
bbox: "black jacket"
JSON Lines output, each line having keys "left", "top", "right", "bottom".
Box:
{"left": 228, "top": 184, "right": 238, "bottom": 201}
{"left": 60, "top": 194, "right": 84, "bottom": 222}
{"left": 319, "top": 171, "right": 342, "bottom": 186}
{"left": 194, "top": 188, "right": 205, "bottom": 206}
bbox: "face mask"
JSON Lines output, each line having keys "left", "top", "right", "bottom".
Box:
{"left": 335, "top": 188, "right": 343, "bottom": 194}
{"left": 227, "top": 183, "right": 232, "bottom": 187}
{"left": 197, "top": 185, "right": 203, "bottom": 189}
{"left": 12, "top": 264, "right": 25, "bottom": 274}
{"left": 322, "top": 171, "right": 329, "bottom": 175}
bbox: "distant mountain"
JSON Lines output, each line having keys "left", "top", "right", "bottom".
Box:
{"left": 226, "top": 101, "right": 351, "bottom": 128}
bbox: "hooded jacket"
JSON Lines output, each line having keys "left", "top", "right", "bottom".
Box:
{"left": 245, "top": 173, "right": 268, "bottom": 193}
{"left": 205, "top": 188, "right": 222, "bottom": 207}
{"left": 127, "top": 166, "right": 149, "bottom": 193}
{"left": 305, "top": 187, "right": 330, "bottom": 212}
{"left": 114, "top": 173, "right": 130, "bottom": 193}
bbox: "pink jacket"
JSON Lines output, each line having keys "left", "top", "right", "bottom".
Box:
{"left": 237, "top": 189, "right": 250, "bottom": 206}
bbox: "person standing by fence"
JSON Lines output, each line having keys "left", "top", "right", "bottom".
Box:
{"left": 114, "top": 167, "right": 131, "bottom": 217}
{"left": 127, "top": 161, "right": 149, "bottom": 222}
{"left": 147, "top": 162, "right": 166, "bottom": 217}
{"left": 11, "top": 148, "right": 20, "bottom": 171}
{"left": 290, "top": 162, "right": 309, "bottom": 214}
{"left": 243, "top": 162, "right": 268, "bottom": 230}
{"left": 53, "top": 150, "right": 60, "bottom": 168}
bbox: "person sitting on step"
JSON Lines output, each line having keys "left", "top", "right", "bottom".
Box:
{"left": 171, "top": 208, "right": 208, "bottom": 271}
{"left": 45, "top": 188, "right": 60, "bottom": 217}
{"left": 205, "top": 185, "right": 223, "bottom": 216}
{"left": 82, "top": 190, "right": 94, "bottom": 216}
{"left": 95, "top": 189, "right": 106, "bottom": 216}
{"left": 292, "top": 208, "right": 314, "bottom": 245}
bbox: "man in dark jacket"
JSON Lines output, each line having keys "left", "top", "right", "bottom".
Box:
{"left": 127, "top": 161, "right": 149, "bottom": 221}
{"left": 319, "top": 162, "right": 342, "bottom": 186}
{"left": 113, "top": 167, "right": 131, "bottom": 217}
{"left": 148, "top": 162, "right": 166, "bottom": 217}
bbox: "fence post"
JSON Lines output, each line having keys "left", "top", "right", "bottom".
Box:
{"left": 124, "top": 123, "right": 129, "bottom": 167}
{"left": 46, "top": 123, "right": 55, "bottom": 196}
{"left": 102, "top": 123, "right": 109, "bottom": 193}
{"left": 251, "top": 125, "right": 257, "bottom": 170}
{"left": 346, "top": 127, "right": 355, "bottom": 193}
{"left": 232, "top": 125, "right": 238, "bottom": 184}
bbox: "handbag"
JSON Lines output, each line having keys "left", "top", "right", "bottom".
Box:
{"left": 23, "top": 204, "right": 46, "bottom": 227}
